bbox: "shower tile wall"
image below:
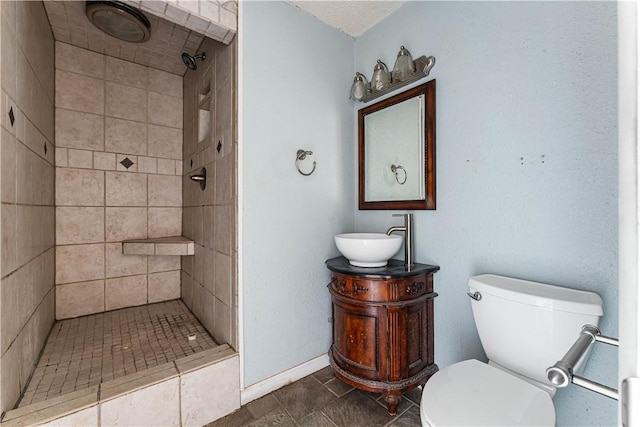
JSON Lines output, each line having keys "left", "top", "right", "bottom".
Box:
{"left": 182, "top": 36, "right": 237, "bottom": 349}
{"left": 0, "top": 1, "right": 56, "bottom": 414}
{"left": 54, "top": 42, "right": 184, "bottom": 320}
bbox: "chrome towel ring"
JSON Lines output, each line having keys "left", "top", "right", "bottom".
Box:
{"left": 391, "top": 164, "right": 407, "bottom": 185}
{"left": 296, "top": 149, "right": 316, "bottom": 176}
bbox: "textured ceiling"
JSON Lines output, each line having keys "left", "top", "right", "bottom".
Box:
{"left": 43, "top": 1, "right": 208, "bottom": 76}
{"left": 288, "top": 1, "right": 406, "bottom": 37}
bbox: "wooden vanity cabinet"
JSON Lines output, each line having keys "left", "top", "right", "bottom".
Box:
{"left": 326, "top": 257, "right": 440, "bottom": 416}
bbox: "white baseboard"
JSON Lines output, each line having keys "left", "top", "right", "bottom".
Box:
{"left": 240, "top": 354, "right": 330, "bottom": 405}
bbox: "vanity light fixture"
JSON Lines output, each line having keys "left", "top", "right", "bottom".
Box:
{"left": 349, "top": 72, "right": 369, "bottom": 102}
{"left": 349, "top": 46, "right": 436, "bottom": 103}
{"left": 371, "top": 60, "right": 391, "bottom": 91}
{"left": 392, "top": 46, "right": 416, "bottom": 81}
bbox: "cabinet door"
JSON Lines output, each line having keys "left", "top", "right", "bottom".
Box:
{"left": 406, "top": 297, "right": 434, "bottom": 377}
{"left": 332, "top": 298, "right": 387, "bottom": 381}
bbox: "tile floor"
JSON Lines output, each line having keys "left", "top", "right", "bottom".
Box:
{"left": 19, "top": 300, "right": 218, "bottom": 407}
{"left": 208, "top": 366, "right": 422, "bottom": 427}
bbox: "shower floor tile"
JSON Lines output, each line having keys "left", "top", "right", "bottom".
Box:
{"left": 19, "top": 300, "right": 218, "bottom": 407}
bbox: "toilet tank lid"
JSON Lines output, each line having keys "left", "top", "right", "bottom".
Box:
{"left": 468, "top": 274, "right": 603, "bottom": 316}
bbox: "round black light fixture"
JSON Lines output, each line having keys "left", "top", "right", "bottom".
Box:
{"left": 85, "top": 1, "right": 151, "bottom": 43}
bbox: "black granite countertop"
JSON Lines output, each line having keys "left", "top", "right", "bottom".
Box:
{"left": 326, "top": 256, "right": 440, "bottom": 279}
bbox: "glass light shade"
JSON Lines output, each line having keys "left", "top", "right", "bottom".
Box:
{"left": 349, "top": 72, "right": 369, "bottom": 101}
{"left": 392, "top": 46, "right": 416, "bottom": 82}
{"left": 371, "top": 60, "right": 390, "bottom": 91}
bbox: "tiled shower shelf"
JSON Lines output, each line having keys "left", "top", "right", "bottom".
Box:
{"left": 122, "top": 236, "right": 195, "bottom": 256}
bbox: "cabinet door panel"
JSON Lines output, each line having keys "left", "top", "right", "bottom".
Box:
{"left": 332, "top": 301, "right": 385, "bottom": 379}
{"left": 406, "top": 299, "right": 434, "bottom": 376}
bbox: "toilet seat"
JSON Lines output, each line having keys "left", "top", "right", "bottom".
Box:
{"left": 420, "top": 359, "right": 555, "bottom": 426}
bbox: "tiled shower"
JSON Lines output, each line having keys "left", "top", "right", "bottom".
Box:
{"left": 1, "top": 0, "right": 238, "bottom": 424}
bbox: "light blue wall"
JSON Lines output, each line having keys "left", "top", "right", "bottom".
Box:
{"left": 353, "top": 2, "right": 618, "bottom": 426}
{"left": 241, "top": 1, "right": 355, "bottom": 387}
{"left": 241, "top": 1, "right": 617, "bottom": 424}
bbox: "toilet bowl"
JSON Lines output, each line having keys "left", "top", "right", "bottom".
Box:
{"left": 420, "top": 360, "right": 554, "bottom": 426}
{"left": 420, "top": 274, "right": 603, "bottom": 426}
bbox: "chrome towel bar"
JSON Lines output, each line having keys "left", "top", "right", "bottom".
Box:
{"left": 546, "top": 324, "right": 619, "bottom": 400}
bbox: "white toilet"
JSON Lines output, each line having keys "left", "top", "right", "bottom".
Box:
{"left": 420, "top": 274, "right": 603, "bottom": 426}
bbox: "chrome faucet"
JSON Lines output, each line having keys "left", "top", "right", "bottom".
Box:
{"left": 386, "top": 213, "right": 414, "bottom": 268}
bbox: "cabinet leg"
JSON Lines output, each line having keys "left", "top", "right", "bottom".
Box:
{"left": 384, "top": 392, "right": 401, "bottom": 416}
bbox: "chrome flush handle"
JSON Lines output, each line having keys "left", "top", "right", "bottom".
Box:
{"left": 466, "top": 291, "right": 482, "bottom": 301}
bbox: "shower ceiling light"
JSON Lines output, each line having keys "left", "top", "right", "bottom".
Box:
{"left": 85, "top": 1, "right": 151, "bottom": 43}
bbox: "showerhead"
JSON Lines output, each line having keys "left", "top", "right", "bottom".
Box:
{"left": 181, "top": 52, "right": 206, "bottom": 70}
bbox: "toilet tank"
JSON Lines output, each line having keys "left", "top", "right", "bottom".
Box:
{"left": 469, "top": 274, "right": 603, "bottom": 387}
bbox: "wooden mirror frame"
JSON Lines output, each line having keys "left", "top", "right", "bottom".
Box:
{"left": 358, "top": 80, "right": 436, "bottom": 210}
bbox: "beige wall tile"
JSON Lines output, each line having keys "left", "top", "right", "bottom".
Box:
{"left": 16, "top": 205, "right": 55, "bottom": 268}
{"left": 156, "top": 158, "right": 174, "bottom": 175}
{"left": 40, "top": 405, "right": 99, "bottom": 427}
{"left": 214, "top": 204, "right": 232, "bottom": 254}
{"left": 214, "top": 298, "right": 231, "bottom": 345}
{"left": 148, "top": 125, "right": 182, "bottom": 160}
{"left": 55, "top": 244, "right": 104, "bottom": 284}
{"left": 214, "top": 252, "right": 231, "bottom": 306}
{"left": 55, "top": 109, "right": 104, "bottom": 151}
{"left": 56, "top": 207, "right": 104, "bottom": 245}
{"left": 56, "top": 70, "right": 104, "bottom": 115}
{"left": 105, "top": 243, "right": 146, "bottom": 278}
{"left": 215, "top": 155, "right": 233, "bottom": 205}
{"left": 181, "top": 271, "right": 193, "bottom": 309}
{"left": 105, "top": 275, "right": 147, "bottom": 310}
{"left": 100, "top": 377, "right": 180, "bottom": 426}
{"left": 1, "top": 12, "right": 17, "bottom": 101}
{"left": 105, "top": 82, "right": 147, "bottom": 123}
{"left": 94, "top": 152, "right": 116, "bottom": 170}
{"left": 55, "top": 147, "right": 68, "bottom": 167}
{"left": 56, "top": 42, "right": 104, "bottom": 79}
{"left": 202, "top": 248, "right": 214, "bottom": 293}
{"left": 180, "top": 355, "right": 240, "bottom": 426}
{"left": 105, "top": 117, "right": 147, "bottom": 155}
{"left": 1, "top": 204, "right": 17, "bottom": 275}
{"left": 1, "top": 269, "right": 19, "bottom": 355}
{"left": 105, "top": 56, "right": 147, "bottom": 89}
{"left": 1, "top": 129, "right": 17, "bottom": 203}
{"left": 16, "top": 142, "right": 55, "bottom": 206}
{"left": 56, "top": 280, "right": 105, "bottom": 319}
{"left": 148, "top": 271, "right": 180, "bottom": 303}
{"left": 148, "top": 175, "right": 181, "bottom": 207}
{"left": 1, "top": 341, "right": 21, "bottom": 414}
{"left": 67, "top": 149, "right": 93, "bottom": 169}
{"left": 148, "top": 256, "right": 180, "bottom": 273}
{"left": 137, "top": 156, "right": 157, "bottom": 174}
{"left": 148, "top": 92, "right": 182, "bottom": 129}
{"left": 105, "top": 171, "right": 147, "bottom": 207}
{"left": 56, "top": 168, "right": 104, "bottom": 206}
{"left": 105, "top": 207, "right": 147, "bottom": 242}
{"left": 148, "top": 68, "right": 182, "bottom": 98}
{"left": 148, "top": 208, "right": 182, "bottom": 238}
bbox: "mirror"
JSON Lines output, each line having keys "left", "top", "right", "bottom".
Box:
{"left": 358, "top": 80, "right": 436, "bottom": 210}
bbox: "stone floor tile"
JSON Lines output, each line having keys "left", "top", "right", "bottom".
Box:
{"left": 245, "top": 407, "right": 296, "bottom": 427}
{"left": 246, "top": 394, "right": 281, "bottom": 419}
{"left": 320, "top": 390, "right": 396, "bottom": 427}
{"left": 387, "top": 406, "right": 421, "bottom": 426}
{"left": 297, "top": 411, "right": 337, "bottom": 427}
{"left": 272, "top": 375, "right": 337, "bottom": 421}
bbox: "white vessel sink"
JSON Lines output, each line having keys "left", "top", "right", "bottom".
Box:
{"left": 335, "top": 233, "right": 403, "bottom": 267}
